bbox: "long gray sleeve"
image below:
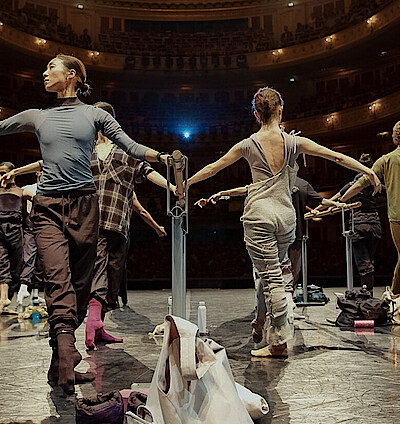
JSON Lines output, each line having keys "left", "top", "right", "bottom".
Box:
{"left": 0, "top": 109, "right": 39, "bottom": 135}
{"left": 93, "top": 108, "right": 150, "bottom": 161}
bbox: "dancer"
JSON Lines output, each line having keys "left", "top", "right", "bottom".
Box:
{"left": 326, "top": 153, "right": 382, "bottom": 295}
{"left": 0, "top": 54, "right": 169, "bottom": 395}
{"left": 119, "top": 192, "right": 167, "bottom": 307}
{"left": 188, "top": 87, "right": 381, "bottom": 357}
{"left": 86, "top": 101, "right": 173, "bottom": 350}
{"left": 0, "top": 162, "right": 33, "bottom": 314}
{"left": 341, "top": 123, "right": 400, "bottom": 294}
{"left": 17, "top": 168, "right": 45, "bottom": 310}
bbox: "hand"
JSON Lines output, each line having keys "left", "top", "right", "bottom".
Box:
{"left": 0, "top": 170, "right": 15, "bottom": 187}
{"left": 208, "top": 192, "right": 222, "bottom": 204}
{"left": 156, "top": 226, "right": 167, "bottom": 237}
{"left": 194, "top": 198, "right": 208, "bottom": 208}
{"left": 368, "top": 171, "right": 382, "bottom": 195}
{"left": 170, "top": 185, "right": 178, "bottom": 196}
{"left": 160, "top": 154, "right": 170, "bottom": 165}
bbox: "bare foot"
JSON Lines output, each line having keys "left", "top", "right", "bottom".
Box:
{"left": 251, "top": 343, "right": 288, "bottom": 357}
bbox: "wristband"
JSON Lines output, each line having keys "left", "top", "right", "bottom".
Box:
{"left": 157, "top": 152, "right": 168, "bottom": 163}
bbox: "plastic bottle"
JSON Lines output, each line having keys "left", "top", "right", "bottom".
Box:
{"left": 197, "top": 301, "right": 207, "bottom": 335}
{"left": 31, "top": 311, "right": 40, "bottom": 324}
{"left": 296, "top": 283, "right": 304, "bottom": 303}
{"left": 167, "top": 296, "right": 173, "bottom": 315}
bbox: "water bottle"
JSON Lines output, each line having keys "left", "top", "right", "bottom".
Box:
{"left": 197, "top": 301, "right": 207, "bottom": 335}
{"left": 167, "top": 296, "right": 173, "bottom": 315}
{"left": 31, "top": 311, "right": 40, "bottom": 324}
{"left": 296, "top": 283, "right": 304, "bottom": 303}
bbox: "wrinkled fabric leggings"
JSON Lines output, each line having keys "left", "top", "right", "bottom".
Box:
{"left": 245, "top": 224, "right": 294, "bottom": 345}
{"left": 32, "top": 193, "right": 99, "bottom": 336}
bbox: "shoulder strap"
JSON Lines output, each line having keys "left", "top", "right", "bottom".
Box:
{"left": 165, "top": 315, "right": 198, "bottom": 380}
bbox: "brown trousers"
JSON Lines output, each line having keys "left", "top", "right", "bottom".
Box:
{"left": 31, "top": 193, "right": 99, "bottom": 336}
{"left": 390, "top": 221, "right": 400, "bottom": 294}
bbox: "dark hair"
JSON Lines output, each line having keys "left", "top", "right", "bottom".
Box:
{"left": 56, "top": 54, "right": 91, "bottom": 96}
{"left": 251, "top": 87, "right": 284, "bottom": 124}
{"left": 0, "top": 162, "right": 15, "bottom": 172}
{"left": 94, "top": 101, "right": 116, "bottom": 118}
{"left": 393, "top": 121, "right": 400, "bottom": 146}
{"left": 359, "top": 153, "right": 373, "bottom": 168}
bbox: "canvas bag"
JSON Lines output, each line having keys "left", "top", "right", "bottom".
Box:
{"left": 126, "top": 315, "right": 253, "bottom": 424}
{"left": 381, "top": 286, "right": 400, "bottom": 324}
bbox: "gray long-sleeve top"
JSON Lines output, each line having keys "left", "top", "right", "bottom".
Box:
{"left": 0, "top": 98, "right": 150, "bottom": 195}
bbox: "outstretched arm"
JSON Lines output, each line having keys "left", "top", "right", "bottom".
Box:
{"left": 132, "top": 193, "right": 167, "bottom": 237}
{"left": 187, "top": 143, "right": 242, "bottom": 187}
{"left": 298, "top": 137, "right": 381, "bottom": 194}
{"left": 340, "top": 181, "right": 364, "bottom": 202}
{"left": 146, "top": 170, "right": 176, "bottom": 194}
{"left": 195, "top": 186, "right": 248, "bottom": 208}
{"left": 0, "top": 160, "right": 42, "bottom": 187}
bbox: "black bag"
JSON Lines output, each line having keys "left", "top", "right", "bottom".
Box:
{"left": 75, "top": 391, "right": 124, "bottom": 424}
{"left": 360, "top": 298, "right": 389, "bottom": 325}
{"left": 335, "top": 289, "right": 389, "bottom": 327}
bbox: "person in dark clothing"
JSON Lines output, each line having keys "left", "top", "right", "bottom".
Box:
{"left": 0, "top": 54, "right": 169, "bottom": 395}
{"left": 0, "top": 162, "right": 33, "bottom": 314}
{"left": 85, "top": 101, "right": 173, "bottom": 350}
{"left": 289, "top": 177, "right": 323, "bottom": 290}
{"left": 337, "top": 154, "right": 382, "bottom": 295}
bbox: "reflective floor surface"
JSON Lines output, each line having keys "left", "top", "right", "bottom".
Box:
{"left": 0, "top": 287, "right": 399, "bottom": 424}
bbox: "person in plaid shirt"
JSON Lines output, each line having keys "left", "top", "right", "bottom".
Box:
{"left": 85, "top": 102, "right": 175, "bottom": 350}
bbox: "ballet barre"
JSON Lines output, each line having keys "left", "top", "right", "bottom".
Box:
{"left": 301, "top": 201, "right": 362, "bottom": 303}
{"left": 166, "top": 150, "right": 189, "bottom": 319}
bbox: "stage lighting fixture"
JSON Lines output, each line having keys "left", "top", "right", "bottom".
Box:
{"left": 289, "top": 77, "right": 295, "bottom": 82}
{"left": 288, "top": 2, "right": 294, "bottom": 6}
{"left": 77, "top": 4, "right": 84, "bottom": 9}
{"left": 183, "top": 131, "right": 190, "bottom": 139}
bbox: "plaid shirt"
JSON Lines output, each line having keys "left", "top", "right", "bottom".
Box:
{"left": 91, "top": 145, "right": 154, "bottom": 240}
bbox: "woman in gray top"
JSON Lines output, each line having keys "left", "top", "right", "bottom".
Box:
{"left": 188, "top": 87, "right": 381, "bottom": 357}
{"left": 0, "top": 54, "right": 169, "bottom": 395}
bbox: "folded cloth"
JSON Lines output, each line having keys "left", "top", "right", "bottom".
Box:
{"left": 76, "top": 391, "right": 124, "bottom": 424}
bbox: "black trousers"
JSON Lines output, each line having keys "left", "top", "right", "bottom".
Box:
{"left": 31, "top": 193, "right": 99, "bottom": 336}
{"left": 20, "top": 220, "right": 43, "bottom": 290}
{"left": 91, "top": 228, "right": 128, "bottom": 312}
{"left": 0, "top": 220, "right": 23, "bottom": 298}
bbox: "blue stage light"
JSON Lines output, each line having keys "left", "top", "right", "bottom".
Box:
{"left": 183, "top": 131, "right": 190, "bottom": 139}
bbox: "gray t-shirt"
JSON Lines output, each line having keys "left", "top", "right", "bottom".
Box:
{"left": 0, "top": 98, "right": 150, "bottom": 195}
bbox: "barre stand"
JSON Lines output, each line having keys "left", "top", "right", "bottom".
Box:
{"left": 301, "top": 201, "right": 361, "bottom": 304}
{"left": 166, "top": 150, "right": 189, "bottom": 319}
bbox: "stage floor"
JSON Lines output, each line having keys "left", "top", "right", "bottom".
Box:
{"left": 0, "top": 287, "right": 399, "bottom": 424}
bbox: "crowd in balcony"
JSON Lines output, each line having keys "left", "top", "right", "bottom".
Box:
{"left": 0, "top": 0, "right": 394, "bottom": 59}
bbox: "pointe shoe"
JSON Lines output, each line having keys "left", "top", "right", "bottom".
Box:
{"left": 95, "top": 327, "right": 123, "bottom": 344}
{"left": 251, "top": 343, "right": 288, "bottom": 358}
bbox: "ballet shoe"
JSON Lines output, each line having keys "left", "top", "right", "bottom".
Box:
{"left": 56, "top": 332, "right": 80, "bottom": 395}
{"left": 251, "top": 343, "right": 288, "bottom": 358}
{"left": 95, "top": 327, "right": 123, "bottom": 344}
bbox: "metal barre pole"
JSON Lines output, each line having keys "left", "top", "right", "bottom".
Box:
{"left": 167, "top": 150, "right": 189, "bottom": 319}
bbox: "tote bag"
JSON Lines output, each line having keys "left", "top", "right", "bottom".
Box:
{"left": 126, "top": 315, "right": 254, "bottom": 424}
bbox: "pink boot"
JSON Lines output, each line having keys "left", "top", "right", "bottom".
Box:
{"left": 85, "top": 298, "right": 123, "bottom": 350}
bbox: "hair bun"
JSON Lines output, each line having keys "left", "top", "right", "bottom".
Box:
{"left": 76, "top": 82, "right": 91, "bottom": 97}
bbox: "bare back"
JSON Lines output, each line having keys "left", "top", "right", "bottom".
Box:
{"left": 255, "top": 129, "right": 286, "bottom": 175}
